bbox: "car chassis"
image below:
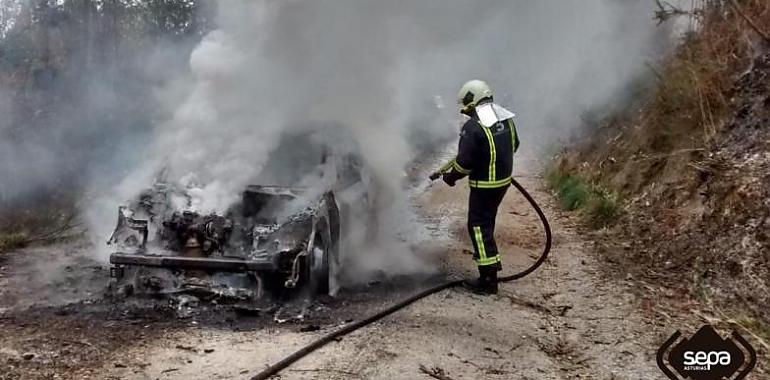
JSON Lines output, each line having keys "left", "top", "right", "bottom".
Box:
{"left": 107, "top": 184, "right": 340, "bottom": 301}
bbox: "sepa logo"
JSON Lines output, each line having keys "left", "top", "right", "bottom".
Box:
{"left": 657, "top": 325, "right": 756, "bottom": 380}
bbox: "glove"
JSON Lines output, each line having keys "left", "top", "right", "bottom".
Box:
{"left": 442, "top": 174, "right": 456, "bottom": 187}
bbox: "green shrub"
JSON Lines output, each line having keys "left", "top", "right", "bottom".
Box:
{"left": 558, "top": 176, "right": 591, "bottom": 211}
{"left": 546, "top": 166, "right": 621, "bottom": 228}
{"left": 587, "top": 189, "right": 619, "bottom": 228}
{"left": 547, "top": 170, "right": 590, "bottom": 211}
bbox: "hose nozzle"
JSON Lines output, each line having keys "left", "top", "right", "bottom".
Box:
{"left": 429, "top": 160, "right": 455, "bottom": 181}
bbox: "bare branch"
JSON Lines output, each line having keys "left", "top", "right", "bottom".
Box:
{"left": 654, "top": 0, "right": 691, "bottom": 25}
{"left": 418, "top": 365, "right": 457, "bottom": 380}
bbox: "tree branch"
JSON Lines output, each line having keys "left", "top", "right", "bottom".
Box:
{"left": 654, "top": 0, "right": 691, "bottom": 25}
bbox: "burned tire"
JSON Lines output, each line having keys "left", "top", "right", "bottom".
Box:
{"left": 308, "top": 225, "right": 329, "bottom": 295}
{"left": 307, "top": 218, "right": 339, "bottom": 296}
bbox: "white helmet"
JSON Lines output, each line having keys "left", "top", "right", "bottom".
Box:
{"left": 457, "top": 79, "right": 493, "bottom": 113}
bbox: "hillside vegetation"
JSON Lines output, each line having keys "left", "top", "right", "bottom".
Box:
{"left": 549, "top": 0, "right": 770, "bottom": 342}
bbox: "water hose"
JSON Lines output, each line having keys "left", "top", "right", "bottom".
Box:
{"left": 249, "top": 177, "right": 551, "bottom": 380}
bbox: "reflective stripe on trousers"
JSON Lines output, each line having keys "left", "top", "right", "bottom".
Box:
{"left": 467, "top": 185, "right": 509, "bottom": 268}
{"left": 473, "top": 226, "right": 500, "bottom": 266}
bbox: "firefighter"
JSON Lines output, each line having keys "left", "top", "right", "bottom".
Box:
{"left": 440, "top": 79, "right": 520, "bottom": 295}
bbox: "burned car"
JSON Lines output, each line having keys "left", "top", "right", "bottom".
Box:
{"left": 108, "top": 125, "right": 372, "bottom": 301}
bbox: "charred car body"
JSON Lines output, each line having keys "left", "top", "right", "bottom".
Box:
{"left": 108, "top": 126, "right": 371, "bottom": 301}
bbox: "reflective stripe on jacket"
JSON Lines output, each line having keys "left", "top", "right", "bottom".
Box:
{"left": 446, "top": 117, "right": 519, "bottom": 188}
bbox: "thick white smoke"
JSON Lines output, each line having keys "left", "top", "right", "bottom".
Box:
{"left": 86, "top": 0, "right": 681, "bottom": 280}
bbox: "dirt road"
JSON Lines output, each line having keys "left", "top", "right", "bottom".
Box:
{"left": 1, "top": 157, "right": 676, "bottom": 380}
{"left": 96, "top": 157, "right": 673, "bottom": 380}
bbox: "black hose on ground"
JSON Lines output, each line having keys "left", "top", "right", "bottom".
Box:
{"left": 249, "top": 178, "right": 551, "bottom": 380}
{"left": 499, "top": 178, "right": 552, "bottom": 282}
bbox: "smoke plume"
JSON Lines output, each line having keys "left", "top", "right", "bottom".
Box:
{"left": 64, "top": 1, "right": 680, "bottom": 280}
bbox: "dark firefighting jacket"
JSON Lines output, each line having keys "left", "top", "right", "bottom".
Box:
{"left": 444, "top": 117, "right": 519, "bottom": 188}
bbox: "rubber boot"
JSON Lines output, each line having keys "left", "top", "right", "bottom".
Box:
{"left": 463, "top": 266, "right": 498, "bottom": 295}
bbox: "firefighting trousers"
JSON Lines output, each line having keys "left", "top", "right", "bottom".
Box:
{"left": 467, "top": 185, "right": 509, "bottom": 269}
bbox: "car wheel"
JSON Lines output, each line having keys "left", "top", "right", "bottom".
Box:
{"left": 309, "top": 227, "right": 330, "bottom": 295}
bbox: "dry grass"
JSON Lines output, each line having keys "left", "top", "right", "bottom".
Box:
{"left": 554, "top": 0, "right": 770, "bottom": 196}
{"left": 647, "top": 0, "right": 769, "bottom": 150}
{"left": 546, "top": 2, "right": 768, "bottom": 199}
{"left": 546, "top": 1, "right": 770, "bottom": 370}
